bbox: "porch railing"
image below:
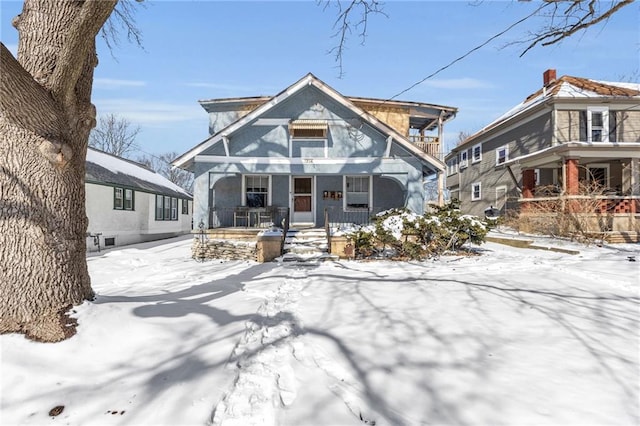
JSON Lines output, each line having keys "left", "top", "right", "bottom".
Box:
{"left": 408, "top": 135, "right": 441, "bottom": 160}
{"left": 209, "top": 206, "right": 289, "bottom": 229}
{"left": 324, "top": 206, "right": 384, "bottom": 230}
{"left": 519, "top": 195, "right": 639, "bottom": 214}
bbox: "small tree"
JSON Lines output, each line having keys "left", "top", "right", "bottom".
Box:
{"left": 89, "top": 113, "right": 140, "bottom": 158}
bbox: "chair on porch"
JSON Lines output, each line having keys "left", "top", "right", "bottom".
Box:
{"left": 233, "top": 206, "right": 250, "bottom": 227}
{"left": 256, "top": 207, "right": 274, "bottom": 228}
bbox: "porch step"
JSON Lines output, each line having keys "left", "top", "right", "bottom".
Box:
{"left": 604, "top": 231, "right": 640, "bottom": 244}
{"left": 282, "top": 228, "right": 333, "bottom": 262}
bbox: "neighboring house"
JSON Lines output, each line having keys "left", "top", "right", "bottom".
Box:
{"left": 445, "top": 69, "right": 640, "bottom": 235}
{"left": 173, "top": 73, "right": 457, "bottom": 229}
{"left": 85, "top": 147, "right": 193, "bottom": 251}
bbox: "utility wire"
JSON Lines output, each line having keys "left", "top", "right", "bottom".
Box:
{"left": 384, "top": 2, "right": 548, "bottom": 104}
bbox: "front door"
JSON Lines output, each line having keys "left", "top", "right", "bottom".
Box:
{"left": 292, "top": 176, "right": 314, "bottom": 225}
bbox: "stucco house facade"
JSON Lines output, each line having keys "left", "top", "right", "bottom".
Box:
{"left": 85, "top": 147, "right": 193, "bottom": 251}
{"left": 173, "top": 73, "right": 457, "bottom": 230}
{"left": 445, "top": 69, "right": 640, "bottom": 238}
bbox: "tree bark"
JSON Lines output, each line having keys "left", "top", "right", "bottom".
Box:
{"left": 0, "top": 0, "right": 117, "bottom": 342}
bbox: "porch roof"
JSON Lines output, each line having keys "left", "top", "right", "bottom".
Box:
{"left": 500, "top": 142, "right": 640, "bottom": 169}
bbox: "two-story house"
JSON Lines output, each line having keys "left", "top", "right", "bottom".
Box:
{"left": 445, "top": 69, "right": 640, "bottom": 239}
{"left": 173, "top": 73, "right": 457, "bottom": 230}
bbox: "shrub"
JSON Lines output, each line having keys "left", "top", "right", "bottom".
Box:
{"left": 346, "top": 202, "right": 492, "bottom": 260}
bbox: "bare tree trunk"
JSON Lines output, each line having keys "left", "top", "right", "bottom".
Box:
{"left": 0, "top": 0, "right": 117, "bottom": 342}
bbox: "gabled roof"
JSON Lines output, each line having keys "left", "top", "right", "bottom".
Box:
{"left": 173, "top": 73, "right": 447, "bottom": 171}
{"left": 86, "top": 148, "right": 191, "bottom": 199}
{"left": 448, "top": 75, "right": 640, "bottom": 157}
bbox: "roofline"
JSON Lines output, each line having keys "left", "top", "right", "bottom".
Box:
{"left": 174, "top": 73, "right": 445, "bottom": 171}
{"left": 446, "top": 74, "right": 640, "bottom": 158}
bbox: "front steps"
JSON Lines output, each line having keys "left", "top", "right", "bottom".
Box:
{"left": 282, "top": 228, "right": 337, "bottom": 262}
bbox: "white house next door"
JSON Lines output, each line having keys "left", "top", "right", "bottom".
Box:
{"left": 292, "top": 176, "right": 314, "bottom": 225}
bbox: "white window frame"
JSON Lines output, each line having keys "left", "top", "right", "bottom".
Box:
{"left": 459, "top": 150, "right": 468, "bottom": 169}
{"left": 344, "top": 175, "right": 372, "bottom": 211}
{"left": 241, "top": 175, "right": 272, "bottom": 207}
{"left": 587, "top": 107, "right": 609, "bottom": 143}
{"left": 447, "top": 157, "right": 459, "bottom": 176}
{"left": 124, "top": 189, "right": 133, "bottom": 211}
{"left": 495, "top": 145, "right": 509, "bottom": 166}
{"left": 471, "top": 182, "right": 482, "bottom": 201}
{"left": 114, "top": 187, "right": 123, "bottom": 210}
{"left": 534, "top": 168, "right": 541, "bottom": 186}
{"left": 472, "top": 143, "right": 482, "bottom": 164}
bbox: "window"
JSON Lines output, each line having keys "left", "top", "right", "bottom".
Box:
{"left": 244, "top": 175, "right": 269, "bottom": 208}
{"left": 582, "top": 107, "right": 609, "bottom": 142}
{"left": 471, "top": 182, "right": 481, "bottom": 201}
{"left": 472, "top": 143, "right": 482, "bottom": 163}
{"left": 124, "top": 189, "right": 133, "bottom": 210}
{"left": 114, "top": 187, "right": 133, "bottom": 210}
{"left": 155, "top": 195, "right": 164, "bottom": 220}
{"left": 345, "top": 176, "right": 370, "bottom": 209}
{"left": 171, "top": 197, "right": 178, "bottom": 220}
{"left": 496, "top": 145, "right": 509, "bottom": 165}
{"left": 155, "top": 195, "right": 179, "bottom": 221}
{"left": 104, "top": 237, "right": 115, "bottom": 247}
{"left": 460, "top": 150, "right": 468, "bottom": 169}
{"left": 289, "top": 119, "right": 328, "bottom": 139}
{"left": 447, "top": 157, "right": 459, "bottom": 176}
{"left": 182, "top": 199, "right": 189, "bottom": 215}
{"left": 586, "top": 163, "right": 610, "bottom": 189}
{"left": 114, "top": 188, "right": 123, "bottom": 210}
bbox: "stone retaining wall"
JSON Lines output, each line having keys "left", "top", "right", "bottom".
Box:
{"left": 192, "top": 238, "right": 257, "bottom": 261}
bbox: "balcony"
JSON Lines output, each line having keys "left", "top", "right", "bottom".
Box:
{"left": 409, "top": 135, "right": 441, "bottom": 160}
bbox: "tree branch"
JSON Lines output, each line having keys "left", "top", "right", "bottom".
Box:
{"left": 520, "top": 0, "right": 635, "bottom": 56}
{"left": 0, "top": 43, "right": 64, "bottom": 140}
{"left": 49, "top": 0, "right": 118, "bottom": 108}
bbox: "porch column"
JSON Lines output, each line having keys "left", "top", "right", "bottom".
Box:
{"left": 631, "top": 158, "right": 640, "bottom": 196}
{"left": 522, "top": 169, "right": 536, "bottom": 198}
{"left": 565, "top": 158, "right": 580, "bottom": 195}
{"left": 437, "top": 170, "right": 445, "bottom": 206}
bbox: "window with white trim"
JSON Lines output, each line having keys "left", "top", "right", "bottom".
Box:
{"left": 587, "top": 107, "right": 609, "bottom": 142}
{"left": 345, "top": 176, "right": 370, "bottom": 209}
{"left": 472, "top": 143, "right": 482, "bottom": 163}
{"left": 460, "top": 150, "right": 468, "bottom": 169}
{"left": 245, "top": 175, "right": 270, "bottom": 208}
{"left": 496, "top": 145, "right": 509, "bottom": 166}
{"left": 471, "top": 182, "right": 481, "bottom": 201}
{"left": 182, "top": 199, "right": 189, "bottom": 215}
{"left": 447, "top": 157, "right": 459, "bottom": 176}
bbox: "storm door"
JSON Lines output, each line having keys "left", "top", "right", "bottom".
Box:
{"left": 292, "top": 176, "right": 314, "bottom": 225}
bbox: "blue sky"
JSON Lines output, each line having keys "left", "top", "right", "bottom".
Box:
{"left": 2, "top": 1, "right": 638, "bottom": 157}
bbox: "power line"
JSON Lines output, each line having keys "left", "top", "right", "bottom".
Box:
{"left": 385, "top": 2, "right": 548, "bottom": 104}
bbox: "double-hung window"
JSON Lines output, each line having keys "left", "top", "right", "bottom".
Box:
{"left": 447, "top": 157, "right": 459, "bottom": 176}
{"left": 496, "top": 145, "right": 509, "bottom": 166}
{"left": 244, "top": 175, "right": 270, "bottom": 208}
{"left": 460, "top": 150, "right": 468, "bottom": 169}
{"left": 472, "top": 143, "right": 482, "bottom": 163}
{"left": 155, "top": 194, "right": 179, "bottom": 221}
{"left": 345, "top": 176, "right": 370, "bottom": 209}
{"left": 583, "top": 107, "right": 609, "bottom": 142}
{"left": 114, "top": 187, "right": 134, "bottom": 210}
{"left": 471, "top": 182, "right": 482, "bottom": 201}
{"left": 182, "top": 199, "right": 189, "bottom": 215}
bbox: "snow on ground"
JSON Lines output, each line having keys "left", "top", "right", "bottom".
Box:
{"left": 1, "top": 234, "right": 639, "bottom": 426}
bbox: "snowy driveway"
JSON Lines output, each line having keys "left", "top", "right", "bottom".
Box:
{"left": 1, "top": 236, "right": 638, "bottom": 426}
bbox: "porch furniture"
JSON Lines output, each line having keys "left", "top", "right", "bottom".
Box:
{"left": 233, "top": 207, "right": 250, "bottom": 227}
{"left": 256, "top": 207, "right": 274, "bottom": 228}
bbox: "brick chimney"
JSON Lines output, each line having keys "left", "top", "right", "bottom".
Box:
{"left": 543, "top": 69, "right": 557, "bottom": 87}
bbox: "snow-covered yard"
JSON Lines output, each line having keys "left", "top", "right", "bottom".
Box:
{"left": 1, "top": 234, "right": 639, "bottom": 426}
